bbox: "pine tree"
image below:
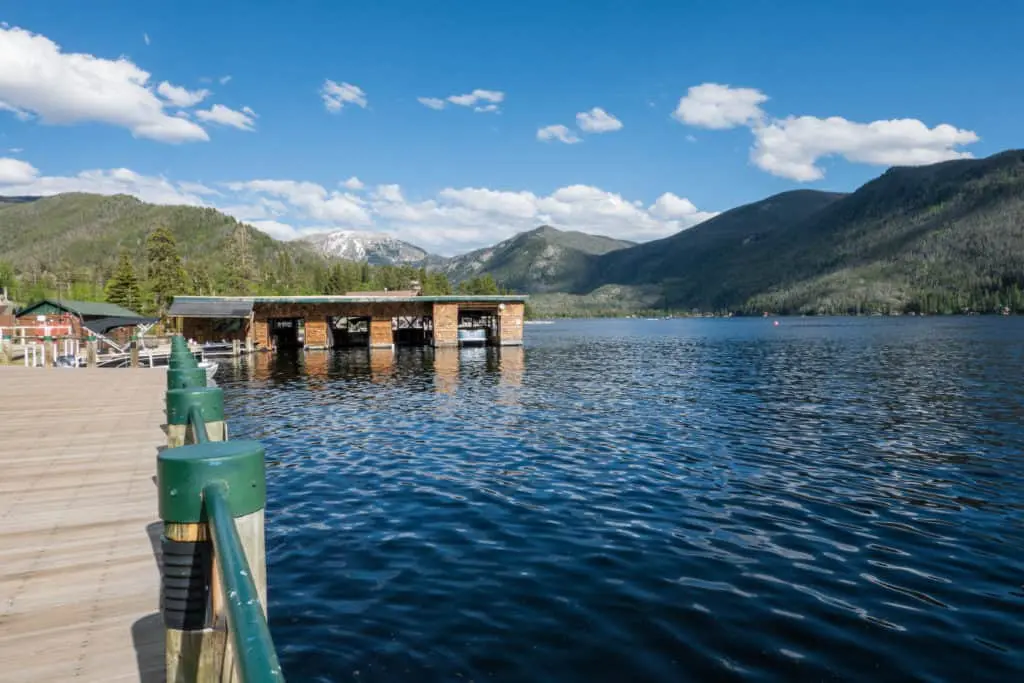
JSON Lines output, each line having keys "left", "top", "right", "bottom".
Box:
{"left": 146, "top": 227, "right": 186, "bottom": 314}
{"left": 105, "top": 251, "right": 143, "bottom": 312}
{"left": 224, "top": 223, "right": 257, "bottom": 294}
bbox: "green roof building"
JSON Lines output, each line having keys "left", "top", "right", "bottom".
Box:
{"left": 16, "top": 299, "right": 143, "bottom": 320}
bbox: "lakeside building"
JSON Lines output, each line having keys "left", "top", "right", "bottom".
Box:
{"left": 167, "top": 294, "right": 527, "bottom": 350}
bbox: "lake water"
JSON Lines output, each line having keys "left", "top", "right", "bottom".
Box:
{"left": 218, "top": 318, "right": 1024, "bottom": 682}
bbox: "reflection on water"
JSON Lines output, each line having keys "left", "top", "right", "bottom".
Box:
{"left": 218, "top": 319, "right": 1024, "bottom": 682}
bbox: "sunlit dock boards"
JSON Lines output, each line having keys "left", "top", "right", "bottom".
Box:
{"left": 0, "top": 368, "right": 167, "bottom": 682}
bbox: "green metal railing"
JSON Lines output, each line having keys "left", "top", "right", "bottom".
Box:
{"left": 158, "top": 335, "right": 285, "bottom": 682}
{"left": 204, "top": 482, "right": 284, "bottom": 683}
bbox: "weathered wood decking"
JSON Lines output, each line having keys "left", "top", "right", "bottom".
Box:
{"left": 0, "top": 368, "right": 167, "bottom": 682}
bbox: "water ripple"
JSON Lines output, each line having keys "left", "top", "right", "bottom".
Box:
{"left": 220, "top": 318, "right": 1024, "bottom": 682}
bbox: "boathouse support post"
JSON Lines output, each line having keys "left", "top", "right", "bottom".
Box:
{"left": 1, "top": 335, "right": 10, "bottom": 364}
{"left": 86, "top": 337, "right": 97, "bottom": 367}
{"left": 157, "top": 440, "right": 273, "bottom": 682}
{"left": 369, "top": 316, "right": 394, "bottom": 349}
{"left": 166, "top": 387, "right": 227, "bottom": 448}
{"left": 130, "top": 336, "right": 139, "bottom": 368}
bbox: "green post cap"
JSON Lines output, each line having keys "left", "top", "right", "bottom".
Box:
{"left": 167, "top": 366, "right": 207, "bottom": 390}
{"left": 43, "top": 335, "right": 53, "bottom": 342}
{"left": 169, "top": 352, "right": 198, "bottom": 369}
{"left": 158, "top": 440, "right": 266, "bottom": 523}
{"left": 87, "top": 335, "right": 96, "bottom": 342}
{"left": 166, "top": 386, "right": 225, "bottom": 425}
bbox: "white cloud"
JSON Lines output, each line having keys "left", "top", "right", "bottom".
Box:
{"left": 177, "top": 181, "right": 220, "bottom": 196}
{"left": 751, "top": 116, "right": 980, "bottom": 182}
{"left": 229, "top": 179, "right": 372, "bottom": 225}
{"left": 417, "top": 97, "right": 446, "bottom": 110}
{"left": 0, "top": 157, "right": 38, "bottom": 184}
{"left": 219, "top": 75, "right": 232, "bottom": 85}
{"left": 143, "top": 33, "right": 150, "bottom": 46}
{"left": 447, "top": 89, "right": 504, "bottom": 107}
{"left": 0, "top": 25, "right": 208, "bottom": 143}
{"left": 342, "top": 176, "right": 364, "bottom": 190}
{"left": 196, "top": 104, "right": 256, "bottom": 131}
{"left": 674, "top": 82, "right": 980, "bottom": 181}
{"left": 673, "top": 82, "right": 768, "bottom": 130}
{"left": 373, "top": 184, "right": 404, "bottom": 203}
{"left": 537, "top": 124, "right": 580, "bottom": 144}
{"left": 0, "top": 160, "right": 716, "bottom": 254}
{"left": 0, "top": 166, "right": 207, "bottom": 206}
{"left": 321, "top": 80, "right": 367, "bottom": 112}
{"left": 576, "top": 107, "right": 623, "bottom": 133}
{"left": 419, "top": 89, "right": 505, "bottom": 113}
{"left": 8, "top": 147, "right": 24, "bottom": 153}
{"left": 156, "top": 81, "right": 210, "bottom": 108}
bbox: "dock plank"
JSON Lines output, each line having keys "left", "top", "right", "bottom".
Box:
{"left": 0, "top": 368, "right": 167, "bottom": 682}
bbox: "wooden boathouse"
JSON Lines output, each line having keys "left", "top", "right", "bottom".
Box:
{"left": 167, "top": 294, "right": 528, "bottom": 350}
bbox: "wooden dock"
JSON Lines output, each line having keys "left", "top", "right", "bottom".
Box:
{"left": 0, "top": 368, "right": 167, "bottom": 682}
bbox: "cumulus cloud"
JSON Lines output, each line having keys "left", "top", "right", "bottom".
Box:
{"left": 227, "top": 178, "right": 714, "bottom": 253}
{"left": 537, "top": 124, "right": 580, "bottom": 144}
{"left": 195, "top": 104, "right": 256, "bottom": 131}
{"left": 321, "top": 80, "right": 367, "bottom": 112}
{"left": 674, "top": 82, "right": 980, "bottom": 181}
{"left": 0, "top": 25, "right": 208, "bottom": 143}
{"left": 342, "top": 176, "right": 364, "bottom": 190}
{"left": 0, "top": 157, "right": 38, "bottom": 184}
{"left": 219, "top": 75, "right": 232, "bottom": 85}
{"left": 0, "top": 165, "right": 207, "bottom": 206}
{"left": 576, "top": 107, "right": 623, "bottom": 133}
{"left": 0, "top": 159, "right": 716, "bottom": 254}
{"left": 417, "top": 97, "right": 446, "bottom": 110}
{"left": 157, "top": 81, "right": 210, "bottom": 108}
{"left": 751, "top": 116, "right": 980, "bottom": 182}
{"left": 673, "top": 83, "right": 768, "bottom": 130}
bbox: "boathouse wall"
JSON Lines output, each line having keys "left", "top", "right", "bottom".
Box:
{"left": 170, "top": 295, "right": 527, "bottom": 350}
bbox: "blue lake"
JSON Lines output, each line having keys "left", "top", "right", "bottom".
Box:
{"left": 219, "top": 318, "right": 1024, "bottom": 682}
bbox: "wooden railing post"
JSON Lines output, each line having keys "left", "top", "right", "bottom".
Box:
{"left": 157, "top": 440, "right": 270, "bottom": 682}
{"left": 86, "top": 336, "right": 97, "bottom": 367}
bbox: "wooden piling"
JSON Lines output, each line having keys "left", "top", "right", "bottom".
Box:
{"left": 87, "top": 337, "right": 97, "bottom": 367}
{"left": 157, "top": 440, "right": 273, "bottom": 682}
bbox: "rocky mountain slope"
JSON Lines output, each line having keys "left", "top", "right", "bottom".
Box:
{"left": 302, "top": 230, "right": 430, "bottom": 266}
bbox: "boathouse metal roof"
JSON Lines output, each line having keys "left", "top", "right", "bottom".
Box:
{"left": 169, "top": 294, "right": 528, "bottom": 313}
{"left": 168, "top": 298, "right": 255, "bottom": 318}
{"left": 16, "top": 299, "right": 144, "bottom": 319}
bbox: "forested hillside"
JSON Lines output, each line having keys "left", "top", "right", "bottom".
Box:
{"left": 585, "top": 151, "right": 1024, "bottom": 314}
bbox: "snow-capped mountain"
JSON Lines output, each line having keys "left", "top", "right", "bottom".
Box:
{"left": 303, "top": 230, "right": 432, "bottom": 265}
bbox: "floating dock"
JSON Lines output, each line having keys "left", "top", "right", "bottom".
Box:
{"left": 0, "top": 368, "right": 166, "bottom": 681}
{"left": 168, "top": 294, "right": 527, "bottom": 351}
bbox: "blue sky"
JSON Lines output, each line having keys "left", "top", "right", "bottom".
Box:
{"left": 0, "top": 0, "right": 1021, "bottom": 254}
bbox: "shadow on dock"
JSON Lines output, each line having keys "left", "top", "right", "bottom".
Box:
{"left": 132, "top": 521, "right": 165, "bottom": 682}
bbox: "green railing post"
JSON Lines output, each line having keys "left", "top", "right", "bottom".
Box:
{"left": 168, "top": 366, "right": 207, "bottom": 391}
{"left": 166, "top": 386, "right": 227, "bottom": 448}
{"left": 158, "top": 440, "right": 280, "bottom": 682}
